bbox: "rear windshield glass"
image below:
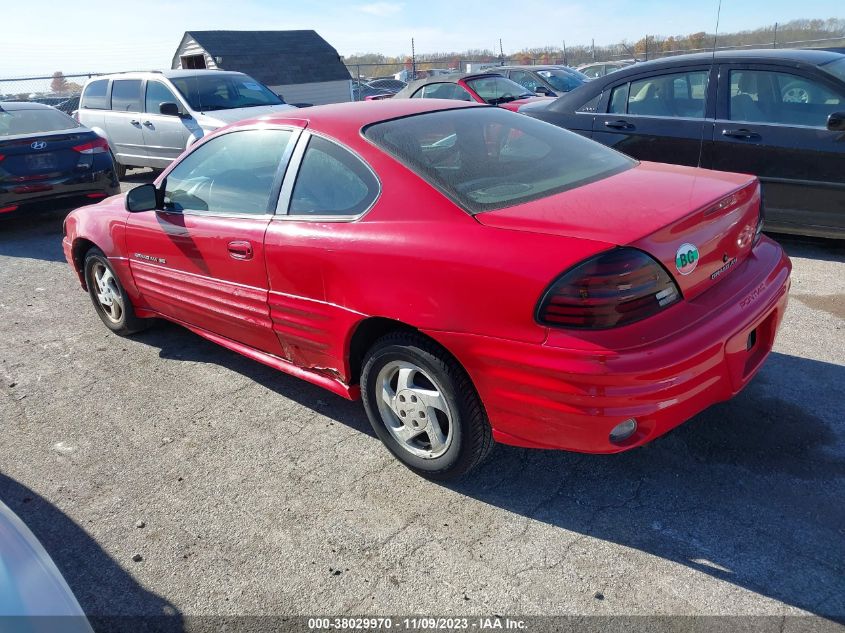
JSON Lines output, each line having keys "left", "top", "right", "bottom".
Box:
{"left": 364, "top": 107, "right": 635, "bottom": 214}
{"left": 0, "top": 107, "right": 82, "bottom": 137}
{"left": 170, "top": 74, "right": 284, "bottom": 111}
{"left": 820, "top": 58, "right": 845, "bottom": 83}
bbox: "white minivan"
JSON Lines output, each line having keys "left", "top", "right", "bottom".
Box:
{"left": 77, "top": 70, "right": 296, "bottom": 177}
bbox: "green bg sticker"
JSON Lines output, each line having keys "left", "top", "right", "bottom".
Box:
{"left": 675, "top": 243, "right": 699, "bottom": 275}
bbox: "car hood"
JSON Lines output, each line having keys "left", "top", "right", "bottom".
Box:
{"left": 499, "top": 96, "right": 555, "bottom": 112}
{"left": 196, "top": 103, "right": 297, "bottom": 128}
{"left": 516, "top": 99, "right": 557, "bottom": 113}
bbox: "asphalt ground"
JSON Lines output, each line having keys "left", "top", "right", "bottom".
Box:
{"left": 0, "top": 171, "right": 843, "bottom": 630}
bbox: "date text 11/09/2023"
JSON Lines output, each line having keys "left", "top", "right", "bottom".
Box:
{"left": 307, "top": 617, "right": 527, "bottom": 630}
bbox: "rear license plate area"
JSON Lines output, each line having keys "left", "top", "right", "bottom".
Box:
{"left": 25, "top": 153, "right": 57, "bottom": 170}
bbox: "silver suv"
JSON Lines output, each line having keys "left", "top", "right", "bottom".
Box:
{"left": 77, "top": 70, "right": 295, "bottom": 177}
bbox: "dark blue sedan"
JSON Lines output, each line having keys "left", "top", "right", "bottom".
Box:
{"left": 0, "top": 102, "right": 119, "bottom": 217}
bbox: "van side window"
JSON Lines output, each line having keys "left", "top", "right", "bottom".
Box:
{"left": 111, "top": 80, "right": 143, "bottom": 113}
{"left": 81, "top": 79, "right": 109, "bottom": 110}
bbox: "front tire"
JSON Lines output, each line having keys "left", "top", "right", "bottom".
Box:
{"left": 83, "top": 248, "right": 148, "bottom": 335}
{"left": 361, "top": 332, "right": 493, "bottom": 480}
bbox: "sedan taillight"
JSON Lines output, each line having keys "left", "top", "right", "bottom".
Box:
{"left": 537, "top": 248, "right": 681, "bottom": 330}
{"left": 72, "top": 137, "right": 110, "bottom": 154}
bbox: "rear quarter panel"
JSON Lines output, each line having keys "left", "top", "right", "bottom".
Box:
{"left": 263, "top": 140, "right": 614, "bottom": 381}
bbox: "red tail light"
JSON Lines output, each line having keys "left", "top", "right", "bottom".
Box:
{"left": 72, "top": 137, "right": 110, "bottom": 154}
{"left": 0, "top": 154, "right": 5, "bottom": 162}
{"left": 537, "top": 248, "right": 681, "bottom": 329}
{"left": 0, "top": 204, "right": 18, "bottom": 214}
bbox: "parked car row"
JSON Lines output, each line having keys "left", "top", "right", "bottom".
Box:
{"left": 3, "top": 49, "right": 844, "bottom": 239}
{"left": 522, "top": 49, "right": 845, "bottom": 238}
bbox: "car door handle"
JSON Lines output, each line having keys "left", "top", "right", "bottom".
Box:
{"left": 227, "top": 240, "right": 253, "bottom": 260}
{"left": 143, "top": 121, "right": 153, "bottom": 127}
{"left": 129, "top": 119, "right": 141, "bottom": 126}
{"left": 722, "top": 128, "right": 760, "bottom": 140}
{"left": 604, "top": 119, "right": 633, "bottom": 130}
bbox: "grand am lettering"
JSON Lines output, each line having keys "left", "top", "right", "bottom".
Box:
{"left": 740, "top": 281, "right": 767, "bottom": 310}
{"left": 133, "top": 253, "right": 166, "bottom": 265}
{"left": 711, "top": 257, "right": 738, "bottom": 280}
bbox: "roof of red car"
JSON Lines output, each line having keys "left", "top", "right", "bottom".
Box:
{"left": 233, "top": 99, "right": 484, "bottom": 135}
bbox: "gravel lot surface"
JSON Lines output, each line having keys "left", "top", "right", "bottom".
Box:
{"left": 1, "top": 172, "right": 843, "bottom": 629}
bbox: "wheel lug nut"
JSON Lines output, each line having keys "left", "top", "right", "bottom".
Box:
{"left": 411, "top": 396, "right": 417, "bottom": 403}
{"left": 400, "top": 411, "right": 406, "bottom": 417}
{"left": 399, "top": 395, "right": 405, "bottom": 402}
{"left": 418, "top": 411, "right": 425, "bottom": 418}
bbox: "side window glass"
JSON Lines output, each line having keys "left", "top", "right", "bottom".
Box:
{"left": 289, "top": 136, "right": 379, "bottom": 217}
{"left": 111, "top": 80, "right": 143, "bottom": 112}
{"left": 164, "top": 129, "right": 293, "bottom": 215}
{"left": 146, "top": 82, "right": 180, "bottom": 114}
{"left": 627, "top": 71, "right": 708, "bottom": 118}
{"left": 81, "top": 79, "right": 109, "bottom": 110}
{"left": 577, "top": 93, "right": 602, "bottom": 113}
{"left": 510, "top": 71, "right": 539, "bottom": 91}
{"left": 729, "top": 69, "right": 844, "bottom": 127}
{"left": 609, "top": 84, "right": 629, "bottom": 113}
{"left": 443, "top": 84, "right": 473, "bottom": 101}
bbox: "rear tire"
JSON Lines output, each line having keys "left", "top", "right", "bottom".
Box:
{"left": 83, "top": 248, "right": 148, "bottom": 336}
{"left": 361, "top": 332, "right": 493, "bottom": 480}
{"left": 110, "top": 152, "right": 127, "bottom": 180}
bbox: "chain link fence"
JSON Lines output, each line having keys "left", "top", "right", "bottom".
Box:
{"left": 0, "top": 72, "right": 111, "bottom": 113}
{"left": 2, "top": 34, "right": 843, "bottom": 106}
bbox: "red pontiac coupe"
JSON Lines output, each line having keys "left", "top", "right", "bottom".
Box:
{"left": 391, "top": 72, "right": 556, "bottom": 112}
{"left": 62, "top": 100, "right": 791, "bottom": 479}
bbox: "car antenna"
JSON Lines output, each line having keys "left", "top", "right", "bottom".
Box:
{"left": 697, "top": 0, "right": 722, "bottom": 169}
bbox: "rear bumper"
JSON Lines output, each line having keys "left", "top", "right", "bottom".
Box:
{"left": 426, "top": 237, "right": 791, "bottom": 453}
{"left": 0, "top": 163, "right": 118, "bottom": 215}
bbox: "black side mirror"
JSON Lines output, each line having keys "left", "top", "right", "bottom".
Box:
{"left": 125, "top": 183, "right": 159, "bottom": 212}
{"left": 827, "top": 111, "right": 845, "bottom": 132}
{"left": 535, "top": 86, "right": 553, "bottom": 96}
{"left": 159, "top": 102, "right": 181, "bottom": 117}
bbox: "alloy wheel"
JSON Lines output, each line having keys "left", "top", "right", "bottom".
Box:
{"left": 374, "top": 360, "right": 454, "bottom": 459}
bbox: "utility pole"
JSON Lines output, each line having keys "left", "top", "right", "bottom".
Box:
{"left": 644, "top": 35, "right": 649, "bottom": 61}
{"left": 499, "top": 38, "right": 504, "bottom": 65}
{"left": 591, "top": 38, "right": 595, "bottom": 61}
{"left": 562, "top": 40, "right": 567, "bottom": 66}
{"left": 773, "top": 22, "right": 778, "bottom": 48}
{"left": 411, "top": 37, "right": 416, "bottom": 79}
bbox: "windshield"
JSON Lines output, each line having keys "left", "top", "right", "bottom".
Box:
{"left": 537, "top": 70, "right": 583, "bottom": 92}
{"left": 563, "top": 67, "right": 591, "bottom": 81}
{"left": 365, "top": 107, "right": 635, "bottom": 214}
{"left": 820, "top": 58, "right": 845, "bottom": 83}
{"left": 0, "top": 107, "right": 81, "bottom": 137}
{"left": 170, "top": 74, "right": 284, "bottom": 111}
{"left": 465, "top": 76, "right": 534, "bottom": 104}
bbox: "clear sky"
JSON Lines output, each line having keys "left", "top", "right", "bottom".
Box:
{"left": 0, "top": 0, "right": 840, "bottom": 77}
